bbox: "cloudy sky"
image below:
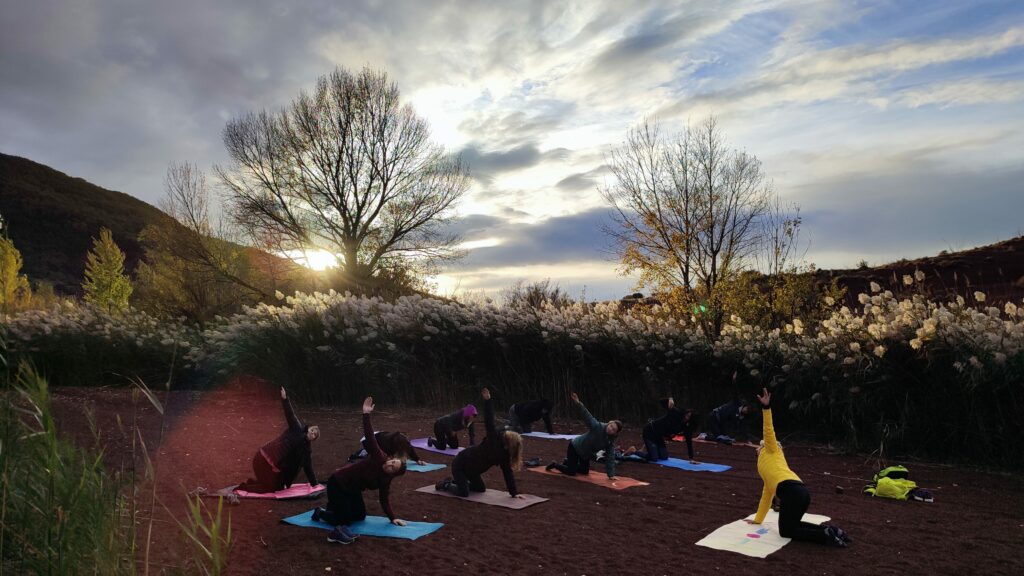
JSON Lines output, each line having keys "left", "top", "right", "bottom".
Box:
{"left": 3, "top": 0, "right": 1023, "bottom": 299}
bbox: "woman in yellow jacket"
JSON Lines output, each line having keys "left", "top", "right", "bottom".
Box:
{"left": 747, "top": 387, "right": 851, "bottom": 548}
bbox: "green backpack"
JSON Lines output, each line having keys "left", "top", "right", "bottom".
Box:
{"left": 863, "top": 465, "right": 916, "bottom": 500}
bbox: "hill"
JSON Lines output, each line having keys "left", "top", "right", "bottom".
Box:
{"left": 0, "top": 153, "right": 173, "bottom": 294}
{"left": 819, "top": 236, "right": 1024, "bottom": 305}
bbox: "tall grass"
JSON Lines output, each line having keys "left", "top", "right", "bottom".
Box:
{"left": 0, "top": 330, "right": 232, "bottom": 574}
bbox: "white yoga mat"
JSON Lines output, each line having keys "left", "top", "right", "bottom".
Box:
{"left": 413, "top": 485, "right": 548, "bottom": 509}
{"left": 695, "top": 510, "right": 830, "bottom": 558}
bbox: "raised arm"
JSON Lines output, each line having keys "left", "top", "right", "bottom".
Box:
{"left": 482, "top": 388, "right": 496, "bottom": 435}
{"left": 757, "top": 388, "right": 780, "bottom": 453}
{"left": 362, "top": 397, "right": 384, "bottom": 460}
{"left": 572, "top": 393, "right": 601, "bottom": 430}
{"left": 281, "top": 387, "right": 302, "bottom": 431}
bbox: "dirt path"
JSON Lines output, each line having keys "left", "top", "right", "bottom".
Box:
{"left": 51, "top": 384, "right": 1024, "bottom": 576}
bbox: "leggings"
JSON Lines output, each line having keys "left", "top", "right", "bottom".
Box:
{"left": 321, "top": 481, "right": 366, "bottom": 526}
{"left": 776, "top": 480, "right": 830, "bottom": 545}
{"left": 237, "top": 451, "right": 283, "bottom": 493}
{"left": 551, "top": 442, "right": 590, "bottom": 476}
{"left": 641, "top": 425, "right": 669, "bottom": 461}
{"left": 445, "top": 453, "right": 486, "bottom": 497}
{"left": 434, "top": 421, "right": 460, "bottom": 450}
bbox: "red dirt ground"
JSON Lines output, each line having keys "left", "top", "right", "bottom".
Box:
{"left": 50, "top": 382, "right": 1024, "bottom": 576}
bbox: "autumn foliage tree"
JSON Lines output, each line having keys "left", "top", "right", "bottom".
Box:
{"left": 82, "top": 228, "right": 132, "bottom": 312}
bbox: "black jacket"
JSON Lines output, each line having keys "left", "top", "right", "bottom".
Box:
{"left": 452, "top": 398, "right": 517, "bottom": 496}
{"left": 511, "top": 399, "right": 554, "bottom": 434}
{"left": 436, "top": 409, "right": 476, "bottom": 445}
{"left": 644, "top": 399, "right": 694, "bottom": 459}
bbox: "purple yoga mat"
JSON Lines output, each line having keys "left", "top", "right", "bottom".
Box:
{"left": 210, "top": 483, "right": 325, "bottom": 499}
{"left": 411, "top": 437, "right": 464, "bottom": 456}
{"left": 414, "top": 485, "right": 548, "bottom": 509}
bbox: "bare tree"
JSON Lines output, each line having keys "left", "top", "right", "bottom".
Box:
{"left": 216, "top": 67, "right": 470, "bottom": 292}
{"left": 603, "top": 116, "right": 780, "bottom": 334}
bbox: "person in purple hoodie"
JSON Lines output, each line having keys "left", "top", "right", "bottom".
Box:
{"left": 427, "top": 403, "right": 477, "bottom": 450}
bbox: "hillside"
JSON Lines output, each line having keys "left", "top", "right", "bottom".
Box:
{"left": 819, "top": 236, "right": 1024, "bottom": 305}
{"left": 0, "top": 153, "right": 173, "bottom": 294}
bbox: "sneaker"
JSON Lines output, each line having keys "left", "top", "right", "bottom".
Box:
{"left": 824, "top": 526, "right": 848, "bottom": 548}
{"left": 327, "top": 527, "right": 354, "bottom": 545}
{"left": 338, "top": 525, "right": 358, "bottom": 540}
{"left": 523, "top": 457, "right": 541, "bottom": 468}
{"left": 827, "top": 525, "right": 852, "bottom": 544}
{"left": 435, "top": 477, "right": 452, "bottom": 491}
{"left": 427, "top": 437, "right": 436, "bottom": 448}
{"left": 545, "top": 462, "right": 557, "bottom": 472}
{"left": 312, "top": 507, "right": 325, "bottom": 523}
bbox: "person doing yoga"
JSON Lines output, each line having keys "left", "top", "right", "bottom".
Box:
{"left": 436, "top": 387, "right": 525, "bottom": 498}
{"left": 237, "top": 387, "right": 319, "bottom": 493}
{"left": 545, "top": 392, "right": 622, "bottom": 481}
{"left": 747, "top": 387, "right": 851, "bottom": 548}
{"left": 313, "top": 397, "right": 408, "bottom": 545}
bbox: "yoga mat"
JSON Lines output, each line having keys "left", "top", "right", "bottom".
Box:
{"left": 281, "top": 510, "right": 443, "bottom": 541}
{"left": 522, "top": 431, "right": 578, "bottom": 440}
{"left": 695, "top": 511, "right": 831, "bottom": 558}
{"left": 406, "top": 460, "right": 446, "bottom": 472}
{"left": 210, "top": 483, "right": 325, "bottom": 499}
{"left": 526, "top": 467, "right": 649, "bottom": 490}
{"left": 678, "top": 435, "right": 758, "bottom": 448}
{"left": 413, "top": 485, "right": 548, "bottom": 509}
{"left": 411, "top": 437, "right": 464, "bottom": 456}
{"left": 651, "top": 458, "right": 731, "bottom": 473}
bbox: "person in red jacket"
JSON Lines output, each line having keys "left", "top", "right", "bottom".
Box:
{"left": 238, "top": 387, "right": 319, "bottom": 493}
{"left": 313, "top": 397, "right": 408, "bottom": 545}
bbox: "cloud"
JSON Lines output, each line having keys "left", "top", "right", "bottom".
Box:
{"left": 555, "top": 165, "right": 611, "bottom": 193}
{"left": 459, "top": 143, "right": 570, "bottom": 183}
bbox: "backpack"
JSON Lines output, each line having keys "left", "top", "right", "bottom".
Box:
{"left": 863, "top": 465, "right": 928, "bottom": 501}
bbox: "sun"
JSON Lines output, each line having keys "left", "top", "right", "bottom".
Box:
{"left": 284, "top": 249, "right": 339, "bottom": 271}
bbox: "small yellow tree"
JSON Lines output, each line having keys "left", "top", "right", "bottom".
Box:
{"left": 0, "top": 235, "right": 32, "bottom": 314}
{"left": 83, "top": 228, "right": 133, "bottom": 312}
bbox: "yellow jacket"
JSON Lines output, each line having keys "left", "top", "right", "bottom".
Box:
{"left": 753, "top": 407, "right": 801, "bottom": 524}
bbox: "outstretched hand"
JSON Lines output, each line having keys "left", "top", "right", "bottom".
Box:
{"left": 280, "top": 387, "right": 287, "bottom": 400}
{"left": 362, "top": 396, "right": 375, "bottom": 414}
{"left": 756, "top": 387, "right": 771, "bottom": 408}
{"left": 481, "top": 387, "right": 491, "bottom": 401}
{"left": 570, "top": 392, "right": 580, "bottom": 404}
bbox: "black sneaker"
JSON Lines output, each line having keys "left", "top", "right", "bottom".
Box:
{"left": 545, "top": 462, "right": 557, "bottom": 472}
{"left": 338, "top": 524, "right": 358, "bottom": 540}
{"left": 312, "top": 507, "right": 325, "bottom": 523}
{"left": 327, "top": 526, "right": 354, "bottom": 545}
{"left": 523, "top": 457, "right": 541, "bottom": 468}
{"left": 435, "top": 477, "right": 452, "bottom": 491}
{"left": 427, "top": 438, "right": 436, "bottom": 448}
{"left": 824, "top": 526, "right": 848, "bottom": 548}
{"left": 830, "top": 525, "right": 852, "bottom": 544}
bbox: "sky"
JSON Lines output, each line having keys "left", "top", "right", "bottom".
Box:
{"left": 2, "top": 0, "right": 1023, "bottom": 300}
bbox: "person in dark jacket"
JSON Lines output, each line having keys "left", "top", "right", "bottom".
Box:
{"left": 313, "top": 397, "right": 408, "bottom": 545}
{"left": 705, "top": 399, "right": 752, "bottom": 443}
{"left": 507, "top": 398, "right": 554, "bottom": 434}
{"left": 436, "top": 387, "right": 525, "bottom": 499}
{"left": 348, "top": 431, "right": 426, "bottom": 466}
{"left": 427, "top": 404, "right": 477, "bottom": 450}
{"left": 637, "top": 397, "right": 699, "bottom": 463}
{"left": 237, "top": 387, "right": 319, "bottom": 493}
{"left": 545, "top": 392, "right": 622, "bottom": 480}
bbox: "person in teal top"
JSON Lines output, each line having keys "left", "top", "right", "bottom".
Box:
{"left": 546, "top": 392, "right": 623, "bottom": 480}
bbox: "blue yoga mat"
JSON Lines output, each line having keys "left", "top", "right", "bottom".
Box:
{"left": 281, "top": 510, "right": 443, "bottom": 540}
{"left": 406, "top": 460, "right": 446, "bottom": 473}
{"left": 652, "top": 458, "right": 731, "bottom": 473}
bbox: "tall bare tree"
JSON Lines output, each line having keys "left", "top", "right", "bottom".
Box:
{"left": 216, "top": 67, "right": 470, "bottom": 292}
{"left": 603, "top": 116, "right": 779, "bottom": 334}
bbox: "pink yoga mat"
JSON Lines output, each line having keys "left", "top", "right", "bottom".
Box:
{"left": 410, "top": 437, "right": 464, "bottom": 456}
{"left": 213, "top": 483, "right": 325, "bottom": 499}
{"left": 526, "top": 468, "right": 649, "bottom": 490}
{"left": 413, "top": 486, "right": 548, "bottom": 509}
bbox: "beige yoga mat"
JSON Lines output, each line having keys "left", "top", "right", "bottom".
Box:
{"left": 695, "top": 510, "right": 831, "bottom": 558}
{"left": 414, "top": 485, "right": 548, "bottom": 509}
{"left": 526, "top": 467, "right": 649, "bottom": 490}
